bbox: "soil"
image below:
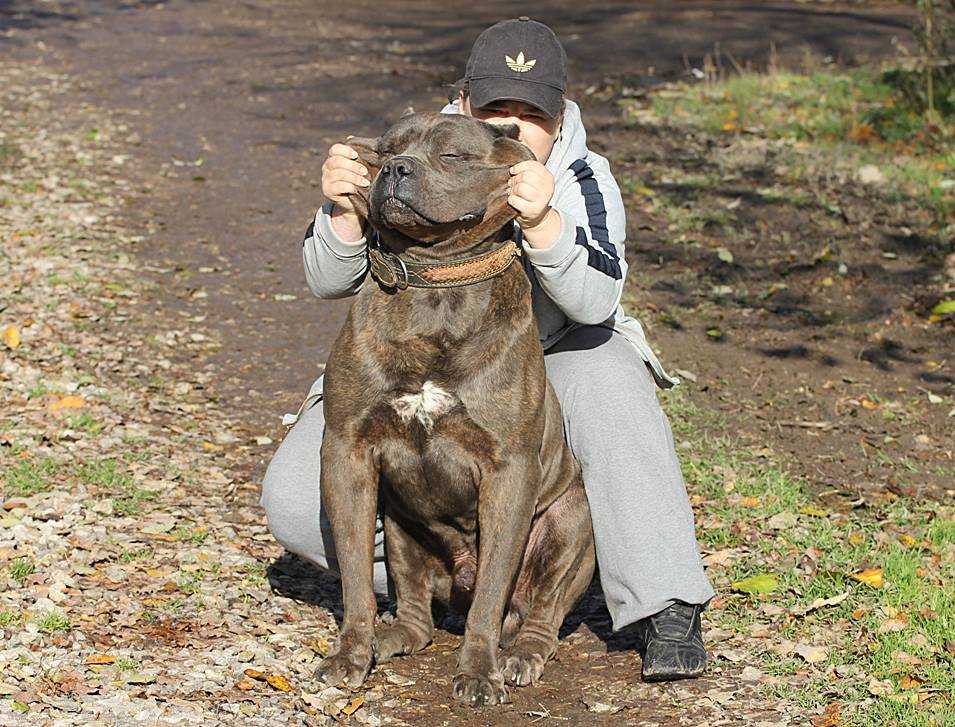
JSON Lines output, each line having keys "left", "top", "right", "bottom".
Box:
{"left": 2, "top": 0, "right": 950, "bottom": 724}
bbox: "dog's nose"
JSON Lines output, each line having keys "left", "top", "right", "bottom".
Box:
{"left": 380, "top": 156, "right": 415, "bottom": 178}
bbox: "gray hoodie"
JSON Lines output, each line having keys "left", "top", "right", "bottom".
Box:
{"left": 302, "top": 98, "right": 678, "bottom": 389}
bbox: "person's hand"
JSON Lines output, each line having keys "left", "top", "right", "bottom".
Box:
{"left": 321, "top": 142, "right": 370, "bottom": 242}
{"left": 508, "top": 160, "right": 554, "bottom": 229}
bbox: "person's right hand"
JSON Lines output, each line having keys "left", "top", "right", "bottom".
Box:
{"left": 321, "top": 142, "right": 370, "bottom": 242}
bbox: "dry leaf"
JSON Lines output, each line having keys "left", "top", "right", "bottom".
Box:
{"left": 342, "top": 696, "right": 364, "bottom": 715}
{"left": 899, "top": 675, "right": 924, "bottom": 690}
{"left": 792, "top": 591, "right": 850, "bottom": 616}
{"left": 235, "top": 679, "right": 256, "bottom": 691}
{"left": 811, "top": 702, "right": 841, "bottom": 727}
{"left": 243, "top": 668, "right": 266, "bottom": 681}
{"left": 49, "top": 395, "right": 86, "bottom": 413}
{"left": 868, "top": 677, "right": 893, "bottom": 696}
{"left": 83, "top": 653, "right": 116, "bottom": 665}
{"left": 265, "top": 674, "right": 292, "bottom": 692}
{"left": 848, "top": 568, "right": 883, "bottom": 588}
{"left": 741, "top": 496, "right": 761, "bottom": 508}
{"left": 793, "top": 643, "right": 829, "bottom": 664}
{"left": 2, "top": 324, "right": 20, "bottom": 349}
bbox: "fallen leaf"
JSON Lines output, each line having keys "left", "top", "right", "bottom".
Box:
{"left": 741, "top": 496, "right": 761, "bottom": 508}
{"left": 731, "top": 573, "right": 777, "bottom": 594}
{"left": 811, "top": 702, "right": 841, "bottom": 727}
{"left": 800, "top": 506, "right": 828, "bottom": 517}
{"left": 83, "top": 654, "right": 116, "bottom": 665}
{"left": 265, "top": 674, "right": 292, "bottom": 692}
{"left": 930, "top": 299, "right": 955, "bottom": 316}
{"left": 49, "top": 395, "right": 86, "bottom": 413}
{"left": 878, "top": 614, "right": 908, "bottom": 633}
{"left": 717, "top": 247, "right": 734, "bottom": 264}
{"left": 792, "top": 591, "right": 850, "bottom": 617}
{"left": 243, "top": 668, "right": 266, "bottom": 681}
{"left": 125, "top": 673, "right": 156, "bottom": 685}
{"left": 342, "top": 696, "right": 364, "bottom": 715}
{"left": 899, "top": 675, "right": 924, "bottom": 690}
{"left": 793, "top": 643, "right": 829, "bottom": 664}
{"left": 235, "top": 679, "right": 256, "bottom": 691}
{"left": 849, "top": 568, "right": 884, "bottom": 588}
{"left": 868, "top": 677, "right": 893, "bottom": 696}
{"left": 2, "top": 324, "right": 20, "bottom": 349}
{"left": 767, "top": 511, "right": 798, "bottom": 530}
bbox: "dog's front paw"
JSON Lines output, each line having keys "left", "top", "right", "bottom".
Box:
{"left": 451, "top": 671, "right": 507, "bottom": 707}
{"left": 501, "top": 645, "right": 546, "bottom": 687}
{"left": 373, "top": 621, "right": 431, "bottom": 663}
{"left": 316, "top": 647, "right": 373, "bottom": 689}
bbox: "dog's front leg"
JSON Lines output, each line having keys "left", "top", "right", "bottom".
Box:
{"left": 316, "top": 434, "right": 379, "bottom": 689}
{"left": 452, "top": 453, "right": 539, "bottom": 707}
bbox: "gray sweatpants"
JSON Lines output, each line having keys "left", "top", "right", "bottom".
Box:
{"left": 259, "top": 325, "right": 715, "bottom": 630}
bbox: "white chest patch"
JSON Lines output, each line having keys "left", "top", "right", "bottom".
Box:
{"left": 391, "top": 381, "right": 458, "bottom": 433}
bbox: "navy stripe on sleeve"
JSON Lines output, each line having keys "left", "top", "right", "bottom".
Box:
{"left": 569, "top": 159, "right": 621, "bottom": 279}
{"left": 575, "top": 226, "right": 621, "bottom": 279}
{"left": 302, "top": 219, "right": 315, "bottom": 247}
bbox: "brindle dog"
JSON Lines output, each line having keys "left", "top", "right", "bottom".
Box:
{"left": 317, "top": 112, "right": 595, "bottom": 707}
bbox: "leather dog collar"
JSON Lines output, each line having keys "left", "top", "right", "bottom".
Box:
{"left": 368, "top": 240, "right": 521, "bottom": 289}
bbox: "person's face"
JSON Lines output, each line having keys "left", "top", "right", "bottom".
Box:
{"left": 459, "top": 92, "right": 561, "bottom": 163}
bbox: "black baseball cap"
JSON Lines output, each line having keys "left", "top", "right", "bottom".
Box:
{"left": 462, "top": 17, "right": 567, "bottom": 119}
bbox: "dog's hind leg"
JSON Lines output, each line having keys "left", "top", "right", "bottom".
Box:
{"left": 502, "top": 482, "right": 596, "bottom": 687}
{"left": 373, "top": 515, "right": 448, "bottom": 662}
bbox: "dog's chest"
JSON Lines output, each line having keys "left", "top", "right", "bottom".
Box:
{"left": 389, "top": 380, "right": 458, "bottom": 433}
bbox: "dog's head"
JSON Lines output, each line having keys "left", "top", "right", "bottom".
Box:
{"left": 345, "top": 113, "right": 534, "bottom": 251}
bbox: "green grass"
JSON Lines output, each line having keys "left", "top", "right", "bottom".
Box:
{"left": 34, "top": 610, "right": 70, "bottom": 635}
{"left": 77, "top": 458, "right": 158, "bottom": 516}
{"left": 660, "top": 386, "right": 954, "bottom": 726}
{"left": 9, "top": 557, "right": 35, "bottom": 584}
{"left": 115, "top": 656, "right": 140, "bottom": 671}
{"left": 0, "top": 610, "right": 21, "bottom": 626}
{"left": 639, "top": 68, "right": 954, "bottom": 221}
{"left": 2, "top": 457, "right": 58, "bottom": 497}
{"left": 66, "top": 412, "right": 105, "bottom": 435}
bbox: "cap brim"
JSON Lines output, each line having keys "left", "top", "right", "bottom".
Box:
{"left": 469, "top": 77, "right": 562, "bottom": 119}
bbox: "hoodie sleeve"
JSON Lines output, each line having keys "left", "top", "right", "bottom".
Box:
{"left": 522, "top": 154, "right": 627, "bottom": 325}
{"left": 302, "top": 202, "right": 370, "bottom": 299}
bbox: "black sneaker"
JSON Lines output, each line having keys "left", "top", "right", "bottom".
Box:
{"left": 635, "top": 602, "right": 707, "bottom": 682}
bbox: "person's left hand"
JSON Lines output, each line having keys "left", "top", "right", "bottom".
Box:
{"left": 508, "top": 160, "right": 555, "bottom": 229}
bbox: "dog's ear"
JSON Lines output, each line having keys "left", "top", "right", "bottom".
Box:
{"left": 487, "top": 122, "right": 520, "bottom": 140}
{"left": 490, "top": 135, "right": 534, "bottom": 167}
{"left": 342, "top": 135, "right": 383, "bottom": 219}
{"left": 345, "top": 135, "right": 383, "bottom": 176}
{"left": 484, "top": 121, "right": 533, "bottom": 165}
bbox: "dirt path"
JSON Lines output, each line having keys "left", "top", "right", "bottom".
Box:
{"left": 4, "top": 1, "right": 948, "bottom": 725}
{"left": 0, "top": 0, "right": 917, "bottom": 436}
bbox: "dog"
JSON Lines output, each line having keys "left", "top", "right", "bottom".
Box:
{"left": 317, "top": 111, "right": 596, "bottom": 707}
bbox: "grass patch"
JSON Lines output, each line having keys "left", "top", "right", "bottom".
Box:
{"left": 66, "top": 412, "right": 105, "bottom": 435}
{"left": 0, "top": 610, "right": 22, "bottom": 626}
{"left": 77, "top": 458, "right": 158, "bottom": 516}
{"left": 660, "top": 386, "right": 954, "bottom": 726}
{"left": 2, "top": 457, "right": 58, "bottom": 497}
{"left": 9, "top": 557, "right": 35, "bottom": 584}
{"left": 639, "top": 68, "right": 954, "bottom": 220}
{"left": 34, "top": 610, "right": 70, "bottom": 635}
